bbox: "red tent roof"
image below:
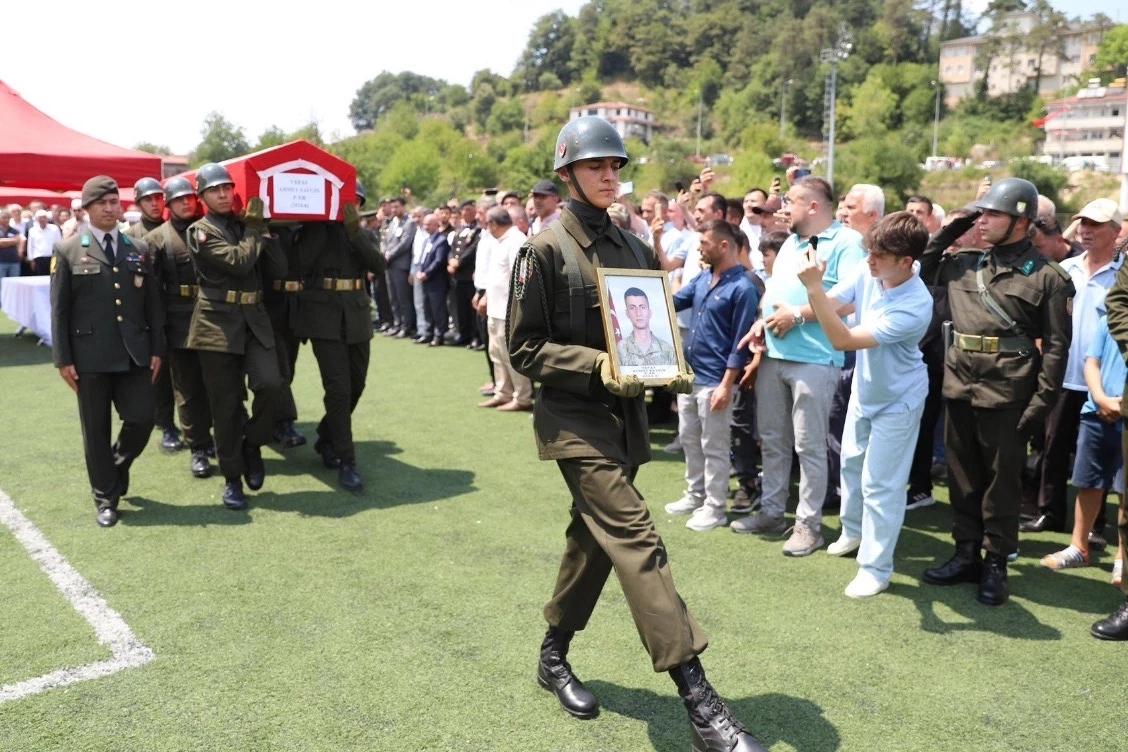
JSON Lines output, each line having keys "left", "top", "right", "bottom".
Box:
{"left": 0, "top": 80, "right": 163, "bottom": 192}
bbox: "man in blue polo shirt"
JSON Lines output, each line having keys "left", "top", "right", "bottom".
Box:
{"left": 664, "top": 220, "right": 760, "bottom": 531}
{"left": 732, "top": 176, "right": 867, "bottom": 557}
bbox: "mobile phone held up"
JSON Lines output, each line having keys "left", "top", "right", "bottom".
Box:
{"left": 674, "top": 181, "right": 685, "bottom": 193}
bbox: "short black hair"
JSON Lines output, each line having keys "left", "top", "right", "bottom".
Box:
{"left": 906, "top": 195, "right": 934, "bottom": 214}
{"left": 623, "top": 287, "right": 649, "bottom": 303}
{"left": 705, "top": 192, "right": 727, "bottom": 217}
{"left": 460, "top": 200, "right": 476, "bottom": 209}
{"left": 795, "top": 176, "right": 834, "bottom": 206}
{"left": 759, "top": 230, "right": 788, "bottom": 254}
{"left": 703, "top": 219, "right": 741, "bottom": 250}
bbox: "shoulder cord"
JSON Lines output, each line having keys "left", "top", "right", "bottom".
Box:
{"left": 506, "top": 243, "right": 552, "bottom": 347}
{"left": 975, "top": 252, "right": 1027, "bottom": 337}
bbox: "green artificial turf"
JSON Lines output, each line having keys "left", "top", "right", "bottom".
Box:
{"left": 0, "top": 315, "right": 1124, "bottom": 751}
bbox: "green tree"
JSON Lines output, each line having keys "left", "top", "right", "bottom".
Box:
{"left": 254, "top": 126, "right": 288, "bottom": 151}
{"left": 349, "top": 71, "right": 447, "bottom": 131}
{"left": 380, "top": 139, "right": 442, "bottom": 199}
{"left": 133, "top": 142, "right": 171, "bottom": 155}
{"left": 836, "top": 133, "right": 923, "bottom": 204}
{"left": 842, "top": 76, "right": 898, "bottom": 139}
{"left": 486, "top": 99, "right": 527, "bottom": 137}
{"left": 329, "top": 131, "right": 406, "bottom": 195}
{"left": 191, "top": 112, "right": 249, "bottom": 167}
{"left": 514, "top": 10, "right": 577, "bottom": 90}
{"left": 1011, "top": 160, "right": 1068, "bottom": 208}
{"left": 1025, "top": 0, "right": 1069, "bottom": 93}
{"left": 1092, "top": 25, "right": 1128, "bottom": 80}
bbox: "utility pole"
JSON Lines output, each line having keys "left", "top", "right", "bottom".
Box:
{"left": 695, "top": 93, "right": 703, "bottom": 158}
{"left": 931, "top": 80, "right": 941, "bottom": 157}
{"left": 820, "top": 25, "right": 853, "bottom": 187}
{"left": 780, "top": 79, "right": 793, "bottom": 140}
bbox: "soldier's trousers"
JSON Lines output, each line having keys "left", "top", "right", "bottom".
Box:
{"left": 945, "top": 400, "right": 1025, "bottom": 557}
{"left": 152, "top": 358, "right": 175, "bottom": 431}
{"left": 452, "top": 279, "right": 476, "bottom": 343}
{"left": 76, "top": 366, "right": 155, "bottom": 508}
{"left": 545, "top": 457, "right": 708, "bottom": 672}
{"left": 196, "top": 339, "right": 284, "bottom": 481}
{"left": 311, "top": 339, "right": 370, "bottom": 465}
{"left": 168, "top": 347, "right": 213, "bottom": 451}
{"left": 273, "top": 326, "right": 300, "bottom": 422}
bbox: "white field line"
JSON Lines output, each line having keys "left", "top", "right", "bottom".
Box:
{"left": 0, "top": 489, "right": 153, "bottom": 703}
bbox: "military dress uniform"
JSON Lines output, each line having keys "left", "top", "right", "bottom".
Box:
{"left": 51, "top": 215, "right": 164, "bottom": 526}
{"left": 144, "top": 215, "right": 215, "bottom": 470}
{"left": 449, "top": 220, "right": 480, "bottom": 345}
{"left": 186, "top": 209, "right": 286, "bottom": 495}
{"left": 293, "top": 206, "right": 384, "bottom": 489}
{"left": 262, "top": 224, "right": 304, "bottom": 446}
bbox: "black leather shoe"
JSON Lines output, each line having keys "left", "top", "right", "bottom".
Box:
{"left": 1019, "top": 514, "right": 1065, "bottom": 533}
{"left": 160, "top": 427, "right": 185, "bottom": 453}
{"left": 222, "top": 480, "right": 247, "bottom": 510}
{"left": 538, "top": 627, "right": 599, "bottom": 719}
{"left": 977, "top": 553, "right": 1009, "bottom": 606}
{"left": 923, "top": 542, "right": 982, "bottom": 586}
{"left": 96, "top": 506, "right": 118, "bottom": 528}
{"left": 670, "top": 658, "right": 766, "bottom": 752}
{"left": 1091, "top": 599, "right": 1128, "bottom": 640}
{"left": 242, "top": 441, "right": 265, "bottom": 491}
{"left": 338, "top": 463, "right": 364, "bottom": 492}
{"left": 314, "top": 439, "right": 342, "bottom": 469}
{"left": 274, "top": 420, "right": 307, "bottom": 449}
{"left": 190, "top": 450, "right": 212, "bottom": 479}
{"left": 205, "top": 445, "right": 217, "bottom": 460}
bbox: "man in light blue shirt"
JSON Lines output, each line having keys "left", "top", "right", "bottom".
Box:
{"left": 797, "top": 212, "right": 933, "bottom": 597}
{"left": 731, "top": 177, "right": 866, "bottom": 558}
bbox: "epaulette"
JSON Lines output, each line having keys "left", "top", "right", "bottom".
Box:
{"left": 1045, "top": 259, "right": 1071, "bottom": 282}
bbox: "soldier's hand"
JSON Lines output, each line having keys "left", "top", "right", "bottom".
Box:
{"left": 343, "top": 202, "right": 361, "bottom": 238}
{"left": 595, "top": 353, "right": 643, "bottom": 399}
{"left": 150, "top": 356, "right": 162, "bottom": 384}
{"left": 664, "top": 366, "right": 694, "bottom": 395}
{"left": 58, "top": 365, "right": 79, "bottom": 393}
{"left": 243, "top": 197, "right": 266, "bottom": 232}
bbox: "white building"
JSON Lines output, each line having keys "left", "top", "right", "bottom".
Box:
{"left": 568, "top": 102, "right": 656, "bottom": 143}
{"left": 1040, "top": 80, "right": 1127, "bottom": 173}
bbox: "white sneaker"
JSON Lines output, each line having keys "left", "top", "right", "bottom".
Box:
{"left": 906, "top": 491, "right": 935, "bottom": 511}
{"left": 686, "top": 505, "right": 728, "bottom": 532}
{"left": 665, "top": 495, "right": 704, "bottom": 515}
{"left": 844, "top": 572, "right": 889, "bottom": 599}
{"left": 827, "top": 535, "right": 862, "bottom": 556}
{"left": 662, "top": 438, "right": 684, "bottom": 455}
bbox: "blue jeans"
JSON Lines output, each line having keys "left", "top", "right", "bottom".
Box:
{"left": 839, "top": 396, "right": 924, "bottom": 583}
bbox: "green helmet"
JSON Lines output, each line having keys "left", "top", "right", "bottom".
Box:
{"left": 195, "top": 163, "right": 234, "bottom": 194}
{"left": 355, "top": 179, "right": 367, "bottom": 207}
{"left": 975, "top": 177, "right": 1038, "bottom": 220}
{"left": 133, "top": 177, "right": 164, "bottom": 201}
{"left": 553, "top": 116, "right": 629, "bottom": 171}
{"left": 163, "top": 176, "right": 196, "bottom": 203}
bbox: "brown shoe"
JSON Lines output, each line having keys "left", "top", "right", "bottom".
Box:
{"left": 497, "top": 400, "right": 532, "bottom": 412}
{"left": 478, "top": 396, "right": 508, "bottom": 408}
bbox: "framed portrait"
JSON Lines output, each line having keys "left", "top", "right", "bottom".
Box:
{"left": 596, "top": 268, "right": 688, "bottom": 386}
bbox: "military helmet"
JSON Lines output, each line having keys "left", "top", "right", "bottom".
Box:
{"left": 974, "top": 177, "right": 1038, "bottom": 220}
{"left": 163, "top": 176, "right": 196, "bottom": 204}
{"left": 553, "top": 116, "right": 629, "bottom": 171}
{"left": 195, "top": 163, "right": 234, "bottom": 194}
{"left": 133, "top": 177, "right": 164, "bottom": 201}
{"left": 355, "top": 179, "right": 367, "bottom": 207}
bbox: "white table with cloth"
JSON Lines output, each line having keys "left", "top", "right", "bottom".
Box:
{"left": 1, "top": 276, "right": 52, "bottom": 346}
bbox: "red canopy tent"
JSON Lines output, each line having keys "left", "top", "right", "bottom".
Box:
{"left": 0, "top": 186, "right": 136, "bottom": 207}
{"left": 0, "top": 79, "right": 162, "bottom": 192}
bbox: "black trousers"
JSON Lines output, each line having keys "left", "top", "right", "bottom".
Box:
{"left": 1033, "top": 388, "right": 1086, "bottom": 524}
{"left": 169, "top": 347, "right": 213, "bottom": 451}
{"left": 908, "top": 360, "right": 945, "bottom": 494}
{"left": 478, "top": 310, "right": 494, "bottom": 380}
{"left": 368, "top": 274, "right": 394, "bottom": 327}
{"left": 76, "top": 366, "right": 154, "bottom": 508}
{"left": 452, "top": 279, "right": 476, "bottom": 343}
{"left": 386, "top": 266, "right": 416, "bottom": 335}
{"left": 825, "top": 358, "right": 854, "bottom": 499}
{"left": 311, "top": 338, "right": 370, "bottom": 465}
{"left": 424, "top": 286, "right": 449, "bottom": 340}
{"left": 196, "top": 338, "right": 284, "bottom": 482}
{"left": 273, "top": 325, "right": 300, "bottom": 422}
{"left": 730, "top": 387, "right": 760, "bottom": 487}
{"left": 152, "top": 359, "right": 176, "bottom": 431}
{"left": 946, "top": 400, "right": 1026, "bottom": 557}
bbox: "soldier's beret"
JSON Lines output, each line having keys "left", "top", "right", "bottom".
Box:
{"left": 81, "top": 175, "right": 120, "bottom": 208}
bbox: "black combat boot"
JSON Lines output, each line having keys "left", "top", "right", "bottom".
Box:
{"left": 922, "top": 541, "right": 982, "bottom": 586}
{"left": 190, "top": 450, "right": 212, "bottom": 479}
{"left": 314, "top": 438, "right": 342, "bottom": 469}
{"left": 537, "top": 627, "right": 599, "bottom": 719}
{"left": 160, "top": 426, "right": 185, "bottom": 453}
{"left": 274, "top": 420, "right": 307, "bottom": 449}
{"left": 222, "top": 479, "right": 247, "bottom": 510}
{"left": 242, "top": 441, "right": 265, "bottom": 491}
{"left": 977, "top": 553, "right": 1009, "bottom": 606}
{"left": 670, "top": 658, "right": 765, "bottom": 752}
{"left": 338, "top": 463, "right": 364, "bottom": 493}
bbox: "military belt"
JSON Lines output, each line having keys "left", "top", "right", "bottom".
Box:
{"left": 320, "top": 278, "right": 365, "bottom": 291}
{"left": 172, "top": 284, "right": 199, "bottom": 298}
{"left": 198, "top": 287, "right": 262, "bottom": 305}
{"left": 953, "top": 331, "right": 1035, "bottom": 354}
{"left": 271, "top": 280, "right": 304, "bottom": 292}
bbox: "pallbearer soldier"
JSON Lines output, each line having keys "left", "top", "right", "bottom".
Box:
{"left": 507, "top": 117, "right": 765, "bottom": 752}
{"left": 128, "top": 176, "right": 184, "bottom": 453}
{"left": 262, "top": 221, "right": 306, "bottom": 451}
{"left": 921, "top": 178, "right": 1073, "bottom": 606}
{"left": 143, "top": 177, "right": 216, "bottom": 479}
{"left": 186, "top": 163, "right": 286, "bottom": 510}
{"left": 293, "top": 182, "right": 384, "bottom": 491}
{"left": 51, "top": 176, "right": 164, "bottom": 527}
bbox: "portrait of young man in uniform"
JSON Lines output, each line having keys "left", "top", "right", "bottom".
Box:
{"left": 616, "top": 285, "right": 677, "bottom": 368}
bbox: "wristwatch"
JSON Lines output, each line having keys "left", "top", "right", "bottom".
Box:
{"left": 792, "top": 312, "right": 804, "bottom": 328}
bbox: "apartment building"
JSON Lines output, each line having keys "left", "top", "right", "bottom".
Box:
{"left": 1039, "top": 80, "right": 1127, "bottom": 172}
{"left": 568, "top": 102, "right": 656, "bottom": 143}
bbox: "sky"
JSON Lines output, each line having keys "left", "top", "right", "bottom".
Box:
{"left": 2, "top": 0, "right": 1120, "bottom": 157}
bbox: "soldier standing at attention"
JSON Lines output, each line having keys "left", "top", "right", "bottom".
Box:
{"left": 921, "top": 178, "right": 1073, "bottom": 606}
{"left": 186, "top": 163, "right": 287, "bottom": 510}
{"left": 262, "top": 219, "right": 306, "bottom": 451}
{"left": 128, "top": 176, "right": 184, "bottom": 453}
{"left": 507, "top": 117, "right": 765, "bottom": 752}
{"left": 143, "top": 177, "right": 216, "bottom": 480}
{"left": 51, "top": 176, "right": 164, "bottom": 527}
{"left": 293, "top": 186, "right": 384, "bottom": 491}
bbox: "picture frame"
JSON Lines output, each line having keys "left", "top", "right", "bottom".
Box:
{"left": 596, "top": 267, "right": 688, "bottom": 387}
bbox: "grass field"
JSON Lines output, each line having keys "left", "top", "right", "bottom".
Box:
{"left": 0, "top": 314, "right": 1124, "bottom": 752}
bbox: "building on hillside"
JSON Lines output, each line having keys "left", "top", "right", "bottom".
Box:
{"left": 1039, "top": 79, "right": 1127, "bottom": 173}
{"left": 568, "top": 102, "right": 655, "bottom": 143}
{"left": 938, "top": 12, "right": 1110, "bottom": 105}
{"left": 161, "top": 155, "right": 189, "bottom": 180}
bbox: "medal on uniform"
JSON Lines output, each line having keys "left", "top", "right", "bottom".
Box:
{"left": 134, "top": 275, "right": 144, "bottom": 288}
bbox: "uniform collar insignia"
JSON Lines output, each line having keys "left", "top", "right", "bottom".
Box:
{"left": 81, "top": 234, "right": 90, "bottom": 247}
{"left": 1021, "top": 260, "right": 1035, "bottom": 275}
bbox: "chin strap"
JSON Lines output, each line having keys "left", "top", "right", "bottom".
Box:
{"left": 565, "top": 166, "right": 594, "bottom": 207}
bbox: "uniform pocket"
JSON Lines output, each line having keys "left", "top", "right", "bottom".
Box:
{"left": 73, "top": 263, "right": 101, "bottom": 275}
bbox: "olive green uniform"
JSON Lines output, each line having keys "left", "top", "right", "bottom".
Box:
{"left": 920, "top": 238, "right": 1073, "bottom": 557}
{"left": 144, "top": 218, "right": 213, "bottom": 451}
{"left": 508, "top": 204, "right": 707, "bottom": 673}
{"left": 128, "top": 217, "right": 176, "bottom": 434}
{"left": 186, "top": 212, "right": 286, "bottom": 481}
{"left": 293, "top": 221, "right": 385, "bottom": 464}
{"left": 50, "top": 229, "right": 164, "bottom": 509}
{"left": 262, "top": 225, "right": 302, "bottom": 425}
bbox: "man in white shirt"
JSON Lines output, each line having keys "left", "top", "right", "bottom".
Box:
{"left": 472, "top": 199, "right": 499, "bottom": 393}
{"left": 26, "top": 209, "right": 62, "bottom": 275}
{"left": 478, "top": 206, "right": 531, "bottom": 411}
